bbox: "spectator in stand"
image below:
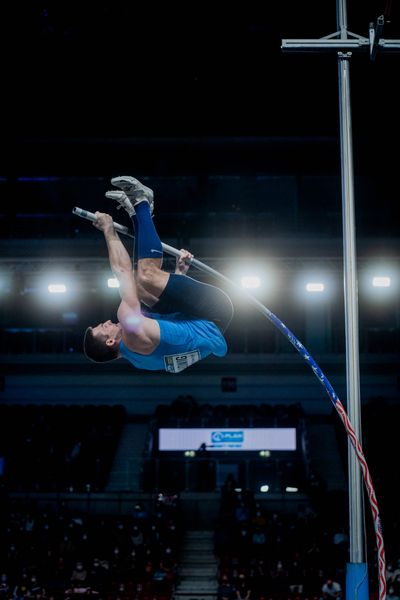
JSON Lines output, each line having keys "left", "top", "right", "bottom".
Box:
{"left": 217, "top": 574, "right": 236, "bottom": 600}
{"left": 132, "top": 502, "right": 149, "bottom": 522}
{"left": 250, "top": 559, "right": 268, "bottom": 599}
{"left": 270, "top": 560, "right": 289, "bottom": 598}
{"left": 251, "top": 526, "right": 266, "bottom": 557}
{"left": 220, "top": 474, "right": 239, "bottom": 520}
{"left": 113, "top": 581, "right": 129, "bottom": 600}
{"left": 251, "top": 505, "right": 267, "bottom": 528}
{"left": 321, "top": 577, "right": 342, "bottom": 599}
{"left": 235, "top": 573, "right": 252, "bottom": 600}
{"left": 12, "top": 572, "right": 31, "bottom": 600}
{"left": 130, "top": 524, "right": 144, "bottom": 548}
{"left": 28, "top": 574, "right": 43, "bottom": 596}
{"left": 387, "top": 586, "right": 400, "bottom": 600}
{"left": 0, "top": 574, "right": 9, "bottom": 600}
{"left": 387, "top": 563, "right": 396, "bottom": 586}
{"left": 50, "top": 556, "right": 69, "bottom": 590}
{"left": 70, "top": 561, "right": 88, "bottom": 586}
{"left": 288, "top": 557, "right": 305, "bottom": 596}
{"left": 109, "top": 546, "right": 125, "bottom": 579}
{"left": 391, "top": 560, "right": 400, "bottom": 590}
{"left": 113, "top": 522, "right": 132, "bottom": 555}
{"left": 234, "top": 525, "right": 252, "bottom": 559}
{"left": 87, "top": 558, "right": 107, "bottom": 591}
{"left": 235, "top": 501, "right": 251, "bottom": 524}
{"left": 147, "top": 523, "right": 161, "bottom": 547}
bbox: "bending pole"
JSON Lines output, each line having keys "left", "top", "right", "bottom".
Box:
{"left": 73, "top": 205, "right": 386, "bottom": 599}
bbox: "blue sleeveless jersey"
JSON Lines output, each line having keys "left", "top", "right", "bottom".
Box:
{"left": 119, "top": 312, "right": 227, "bottom": 373}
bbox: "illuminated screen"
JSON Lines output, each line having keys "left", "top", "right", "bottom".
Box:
{"left": 158, "top": 428, "right": 297, "bottom": 451}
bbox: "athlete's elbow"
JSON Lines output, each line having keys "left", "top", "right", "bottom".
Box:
{"left": 120, "top": 312, "right": 144, "bottom": 334}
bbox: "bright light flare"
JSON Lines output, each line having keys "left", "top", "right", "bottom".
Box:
{"left": 372, "top": 276, "right": 391, "bottom": 288}
{"left": 306, "top": 282, "right": 325, "bottom": 293}
{"left": 241, "top": 275, "right": 261, "bottom": 289}
{"left": 362, "top": 266, "right": 396, "bottom": 299}
{"left": 296, "top": 272, "right": 333, "bottom": 301}
{"left": 48, "top": 284, "right": 67, "bottom": 293}
{"left": 107, "top": 278, "right": 120, "bottom": 288}
{"left": 37, "top": 273, "right": 78, "bottom": 303}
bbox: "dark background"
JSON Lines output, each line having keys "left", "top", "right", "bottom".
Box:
{"left": 11, "top": 0, "right": 400, "bottom": 173}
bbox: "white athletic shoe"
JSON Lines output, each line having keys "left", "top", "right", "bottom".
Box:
{"left": 105, "top": 190, "right": 136, "bottom": 217}
{"left": 111, "top": 175, "right": 154, "bottom": 216}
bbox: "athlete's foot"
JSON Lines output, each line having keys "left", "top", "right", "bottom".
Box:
{"left": 105, "top": 190, "right": 136, "bottom": 217}
{"left": 111, "top": 175, "right": 154, "bottom": 215}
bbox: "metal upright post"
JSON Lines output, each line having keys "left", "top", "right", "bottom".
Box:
{"left": 281, "top": 1, "right": 400, "bottom": 598}
{"left": 336, "top": 0, "right": 364, "bottom": 571}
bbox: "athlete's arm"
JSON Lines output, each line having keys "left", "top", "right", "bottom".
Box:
{"left": 93, "top": 212, "right": 160, "bottom": 352}
{"left": 93, "top": 212, "right": 139, "bottom": 309}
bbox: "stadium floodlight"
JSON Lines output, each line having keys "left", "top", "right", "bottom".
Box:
{"left": 241, "top": 275, "right": 261, "bottom": 289}
{"left": 107, "top": 278, "right": 120, "bottom": 288}
{"left": 372, "top": 276, "right": 391, "bottom": 288}
{"left": 48, "top": 284, "right": 67, "bottom": 293}
{"left": 306, "top": 282, "right": 325, "bottom": 293}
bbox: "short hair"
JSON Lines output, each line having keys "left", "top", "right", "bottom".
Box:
{"left": 83, "top": 327, "right": 119, "bottom": 363}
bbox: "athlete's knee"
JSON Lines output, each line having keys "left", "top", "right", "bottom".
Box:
{"left": 137, "top": 259, "right": 162, "bottom": 286}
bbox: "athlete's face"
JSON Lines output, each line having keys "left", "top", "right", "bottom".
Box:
{"left": 92, "top": 320, "right": 121, "bottom": 345}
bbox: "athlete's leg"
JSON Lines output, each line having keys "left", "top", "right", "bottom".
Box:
{"left": 106, "top": 180, "right": 170, "bottom": 305}
{"left": 133, "top": 201, "right": 169, "bottom": 301}
{"left": 131, "top": 197, "right": 233, "bottom": 328}
{"left": 153, "top": 273, "right": 234, "bottom": 332}
{"left": 132, "top": 207, "right": 169, "bottom": 307}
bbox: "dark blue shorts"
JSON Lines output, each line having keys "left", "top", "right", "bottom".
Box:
{"left": 147, "top": 273, "right": 234, "bottom": 333}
